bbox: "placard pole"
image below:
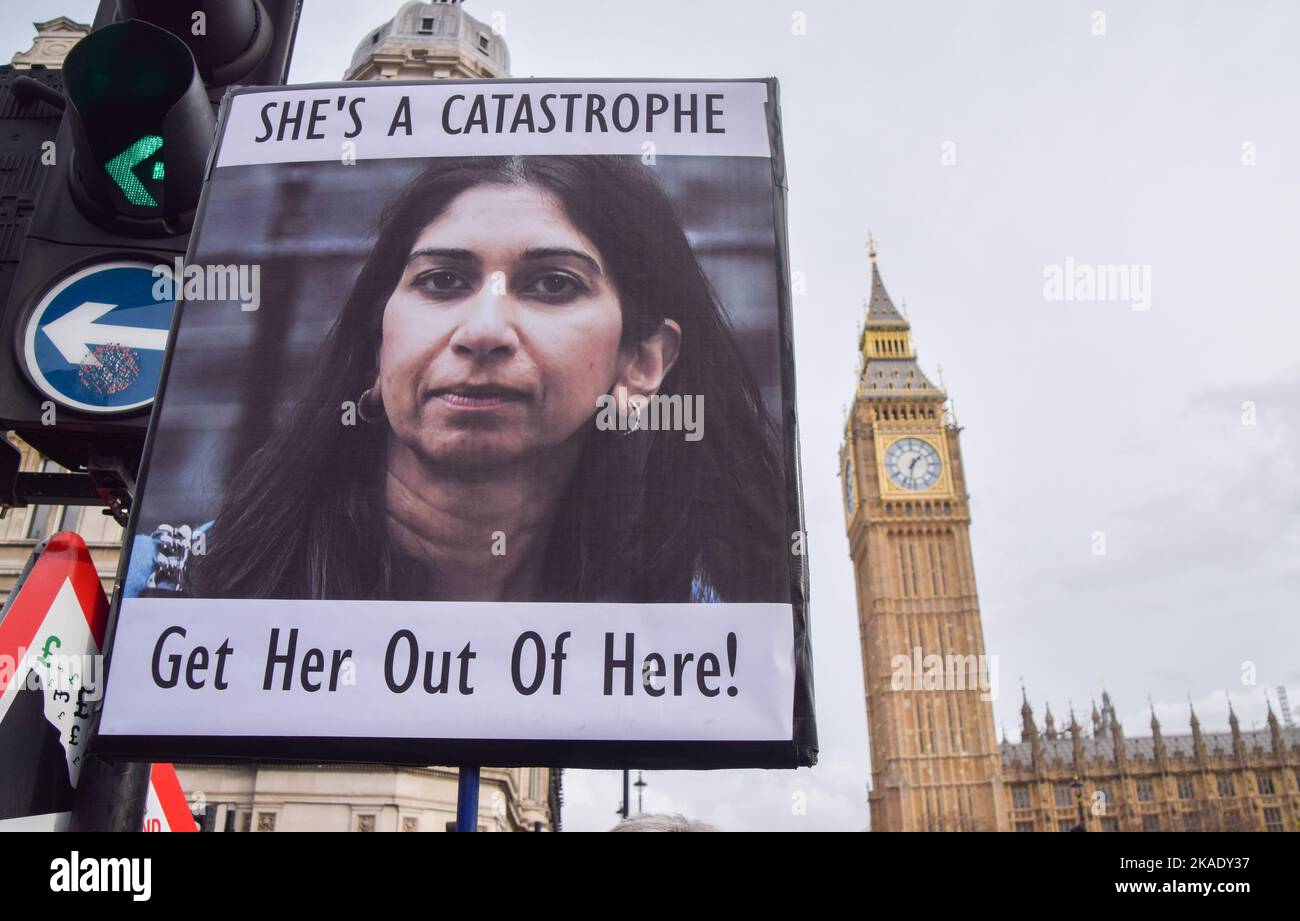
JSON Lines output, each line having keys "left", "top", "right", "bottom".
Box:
{"left": 456, "top": 765, "right": 480, "bottom": 832}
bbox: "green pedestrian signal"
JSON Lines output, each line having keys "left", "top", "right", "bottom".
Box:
{"left": 105, "top": 135, "right": 163, "bottom": 207}
{"left": 62, "top": 20, "right": 213, "bottom": 230}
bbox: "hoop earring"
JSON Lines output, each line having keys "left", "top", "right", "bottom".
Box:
{"left": 358, "top": 387, "right": 386, "bottom": 423}
{"left": 624, "top": 401, "right": 643, "bottom": 434}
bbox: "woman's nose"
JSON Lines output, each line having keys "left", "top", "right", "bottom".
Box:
{"left": 448, "top": 284, "right": 520, "bottom": 359}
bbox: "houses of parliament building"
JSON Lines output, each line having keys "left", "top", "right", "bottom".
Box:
{"left": 841, "top": 241, "right": 1299, "bottom": 832}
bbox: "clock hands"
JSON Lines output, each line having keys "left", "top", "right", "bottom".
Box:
{"left": 889, "top": 441, "right": 939, "bottom": 489}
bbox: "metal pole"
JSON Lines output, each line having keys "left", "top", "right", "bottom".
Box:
{"left": 456, "top": 766, "right": 480, "bottom": 832}
{"left": 68, "top": 756, "right": 150, "bottom": 832}
{"left": 621, "top": 769, "right": 630, "bottom": 819}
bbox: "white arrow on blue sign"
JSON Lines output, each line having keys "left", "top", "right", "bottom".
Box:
{"left": 21, "top": 260, "right": 176, "bottom": 415}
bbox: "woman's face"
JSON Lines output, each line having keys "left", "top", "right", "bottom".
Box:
{"left": 378, "top": 183, "right": 624, "bottom": 467}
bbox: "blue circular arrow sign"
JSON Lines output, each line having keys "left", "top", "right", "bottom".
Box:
{"left": 21, "top": 259, "right": 175, "bottom": 415}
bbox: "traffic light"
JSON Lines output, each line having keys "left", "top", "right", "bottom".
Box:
{"left": 0, "top": 1, "right": 300, "bottom": 499}
{"left": 61, "top": 19, "right": 216, "bottom": 235}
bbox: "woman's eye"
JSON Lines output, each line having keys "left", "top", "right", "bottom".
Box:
{"left": 524, "top": 272, "right": 586, "bottom": 301}
{"left": 414, "top": 270, "right": 470, "bottom": 295}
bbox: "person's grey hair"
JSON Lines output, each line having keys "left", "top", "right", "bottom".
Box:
{"left": 609, "top": 813, "right": 719, "bottom": 832}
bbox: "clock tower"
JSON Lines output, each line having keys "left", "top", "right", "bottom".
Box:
{"left": 841, "top": 240, "right": 1008, "bottom": 831}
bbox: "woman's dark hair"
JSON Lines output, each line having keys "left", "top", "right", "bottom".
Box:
{"left": 188, "top": 156, "right": 790, "bottom": 603}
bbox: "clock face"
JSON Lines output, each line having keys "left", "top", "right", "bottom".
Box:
{"left": 844, "top": 459, "right": 856, "bottom": 513}
{"left": 884, "top": 437, "right": 942, "bottom": 491}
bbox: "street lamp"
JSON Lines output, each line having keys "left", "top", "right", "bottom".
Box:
{"left": 1071, "top": 777, "right": 1087, "bottom": 832}
{"left": 634, "top": 771, "right": 648, "bottom": 813}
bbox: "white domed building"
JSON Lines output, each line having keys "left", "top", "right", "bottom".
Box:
{"left": 345, "top": 0, "right": 510, "bottom": 81}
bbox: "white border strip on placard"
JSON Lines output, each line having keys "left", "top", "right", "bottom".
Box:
{"left": 98, "top": 597, "right": 795, "bottom": 743}
{"left": 215, "top": 81, "right": 773, "bottom": 168}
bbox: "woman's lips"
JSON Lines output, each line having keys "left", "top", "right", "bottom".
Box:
{"left": 429, "top": 386, "right": 529, "bottom": 410}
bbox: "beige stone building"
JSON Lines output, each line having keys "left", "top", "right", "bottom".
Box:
{"left": 345, "top": 1, "right": 510, "bottom": 81}
{"left": 1004, "top": 693, "right": 1299, "bottom": 832}
{"left": 179, "top": 765, "right": 555, "bottom": 833}
{"left": 843, "top": 243, "right": 1299, "bottom": 831}
{"left": 10, "top": 17, "right": 89, "bottom": 70}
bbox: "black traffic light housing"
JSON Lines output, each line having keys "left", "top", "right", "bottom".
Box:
{"left": 0, "top": 66, "right": 65, "bottom": 344}
{"left": 62, "top": 20, "right": 216, "bottom": 236}
{"left": 117, "top": 1, "right": 275, "bottom": 87}
{"left": 0, "top": 1, "right": 300, "bottom": 495}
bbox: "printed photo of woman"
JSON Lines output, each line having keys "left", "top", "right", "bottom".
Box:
{"left": 132, "top": 156, "right": 792, "bottom": 605}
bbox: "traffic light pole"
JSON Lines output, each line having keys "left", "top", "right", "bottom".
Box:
{"left": 68, "top": 757, "right": 150, "bottom": 832}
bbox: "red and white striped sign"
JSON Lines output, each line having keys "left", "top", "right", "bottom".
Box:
{"left": 143, "top": 763, "right": 197, "bottom": 832}
{"left": 0, "top": 532, "right": 194, "bottom": 831}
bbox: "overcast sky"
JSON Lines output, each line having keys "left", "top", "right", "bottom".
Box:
{"left": 10, "top": 0, "right": 1297, "bottom": 832}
